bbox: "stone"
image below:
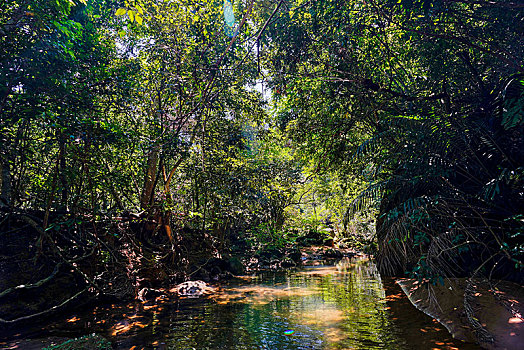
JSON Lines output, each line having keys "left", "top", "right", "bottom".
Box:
{"left": 285, "top": 247, "right": 302, "bottom": 262}
{"left": 280, "top": 257, "right": 296, "bottom": 268}
{"left": 137, "top": 287, "right": 164, "bottom": 301}
{"left": 324, "top": 248, "right": 343, "bottom": 259}
{"left": 174, "top": 280, "right": 208, "bottom": 297}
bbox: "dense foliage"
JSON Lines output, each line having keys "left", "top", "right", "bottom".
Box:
{"left": 261, "top": 0, "right": 523, "bottom": 282}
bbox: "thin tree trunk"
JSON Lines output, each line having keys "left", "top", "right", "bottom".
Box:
{"left": 43, "top": 152, "right": 60, "bottom": 229}
{"left": 140, "top": 145, "right": 159, "bottom": 209}
{"left": 58, "top": 138, "right": 68, "bottom": 210}
{"left": 0, "top": 156, "right": 11, "bottom": 207}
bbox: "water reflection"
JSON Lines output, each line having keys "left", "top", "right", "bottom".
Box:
{"left": 0, "top": 257, "right": 480, "bottom": 349}
{"left": 113, "top": 257, "right": 478, "bottom": 349}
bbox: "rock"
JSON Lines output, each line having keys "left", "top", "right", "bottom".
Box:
{"left": 269, "top": 259, "right": 281, "bottom": 269}
{"left": 285, "top": 247, "right": 302, "bottom": 262}
{"left": 209, "top": 265, "right": 222, "bottom": 277}
{"left": 246, "top": 257, "right": 259, "bottom": 271}
{"left": 280, "top": 257, "right": 296, "bottom": 268}
{"left": 204, "top": 257, "right": 228, "bottom": 271}
{"left": 324, "top": 248, "right": 343, "bottom": 259}
{"left": 227, "top": 257, "right": 245, "bottom": 275}
{"left": 174, "top": 280, "right": 208, "bottom": 297}
{"left": 323, "top": 238, "right": 334, "bottom": 247}
{"left": 137, "top": 287, "right": 164, "bottom": 301}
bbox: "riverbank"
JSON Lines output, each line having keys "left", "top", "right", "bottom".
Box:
{"left": 397, "top": 278, "right": 524, "bottom": 350}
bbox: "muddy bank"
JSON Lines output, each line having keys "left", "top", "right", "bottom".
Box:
{"left": 397, "top": 278, "right": 524, "bottom": 349}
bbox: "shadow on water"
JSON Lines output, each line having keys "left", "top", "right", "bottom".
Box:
{"left": 0, "top": 257, "right": 480, "bottom": 349}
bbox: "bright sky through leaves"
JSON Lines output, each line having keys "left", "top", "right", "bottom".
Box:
{"left": 223, "top": 0, "right": 237, "bottom": 37}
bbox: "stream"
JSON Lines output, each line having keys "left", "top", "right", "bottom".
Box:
{"left": 1, "top": 257, "right": 480, "bottom": 349}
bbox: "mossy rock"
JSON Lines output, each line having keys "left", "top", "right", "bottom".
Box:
{"left": 43, "top": 334, "right": 112, "bottom": 350}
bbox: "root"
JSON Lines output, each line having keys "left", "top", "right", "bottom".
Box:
{"left": 0, "top": 263, "right": 63, "bottom": 299}
{"left": 464, "top": 278, "right": 495, "bottom": 345}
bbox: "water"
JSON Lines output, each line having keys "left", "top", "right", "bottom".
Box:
{"left": 1, "top": 257, "right": 479, "bottom": 349}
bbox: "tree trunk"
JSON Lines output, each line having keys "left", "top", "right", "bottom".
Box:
{"left": 58, "top": 138, "right": 68, "bottom": 210}
{"left": 140, "top": 146, "right": 159, "bottom": 209}
{"left": 0, "top": 156, "right": 11, "bottom": 207}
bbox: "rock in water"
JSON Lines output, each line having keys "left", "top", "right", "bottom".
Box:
{"left": 175, "top": 280, "right": 207, "bottom": 297}
{"left": 324, "top": 248, "right": 343, "bottom": 259}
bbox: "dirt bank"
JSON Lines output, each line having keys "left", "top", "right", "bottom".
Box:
{"left": 397, "top": 278, "right": 523, "bottom": 349}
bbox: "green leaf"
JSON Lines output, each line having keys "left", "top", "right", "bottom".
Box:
{"left": 115, "top": 8, "right": 127, "bottom": 16}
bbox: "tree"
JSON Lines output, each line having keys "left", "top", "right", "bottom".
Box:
{"left": 259, "top": 0, "right": 523, "bottom": 282}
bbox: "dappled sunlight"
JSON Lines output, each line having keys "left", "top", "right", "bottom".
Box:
{"left": 0, "top": 258, "right": 479, "bottom": 349}
{"left": 111, "top": 318, "right": 150, "bottom": 336}
{"left": 298, "top": 266, "right": 344, "bottom": 276}
{"left": 66, "top": 316, "right": 80, "bottom": 323}
{"left": 290, "top": 305, "right": 348, "bottom": 344}
{"left": 211, "top": 285, "right": 319, "bottom": 305}
{"left": 294, "top": 305, "right": 346, "bottom": 325}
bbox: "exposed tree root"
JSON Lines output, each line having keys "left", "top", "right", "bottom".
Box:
{"left": 0, "top": 263, "right": 62, "bottom": 298}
